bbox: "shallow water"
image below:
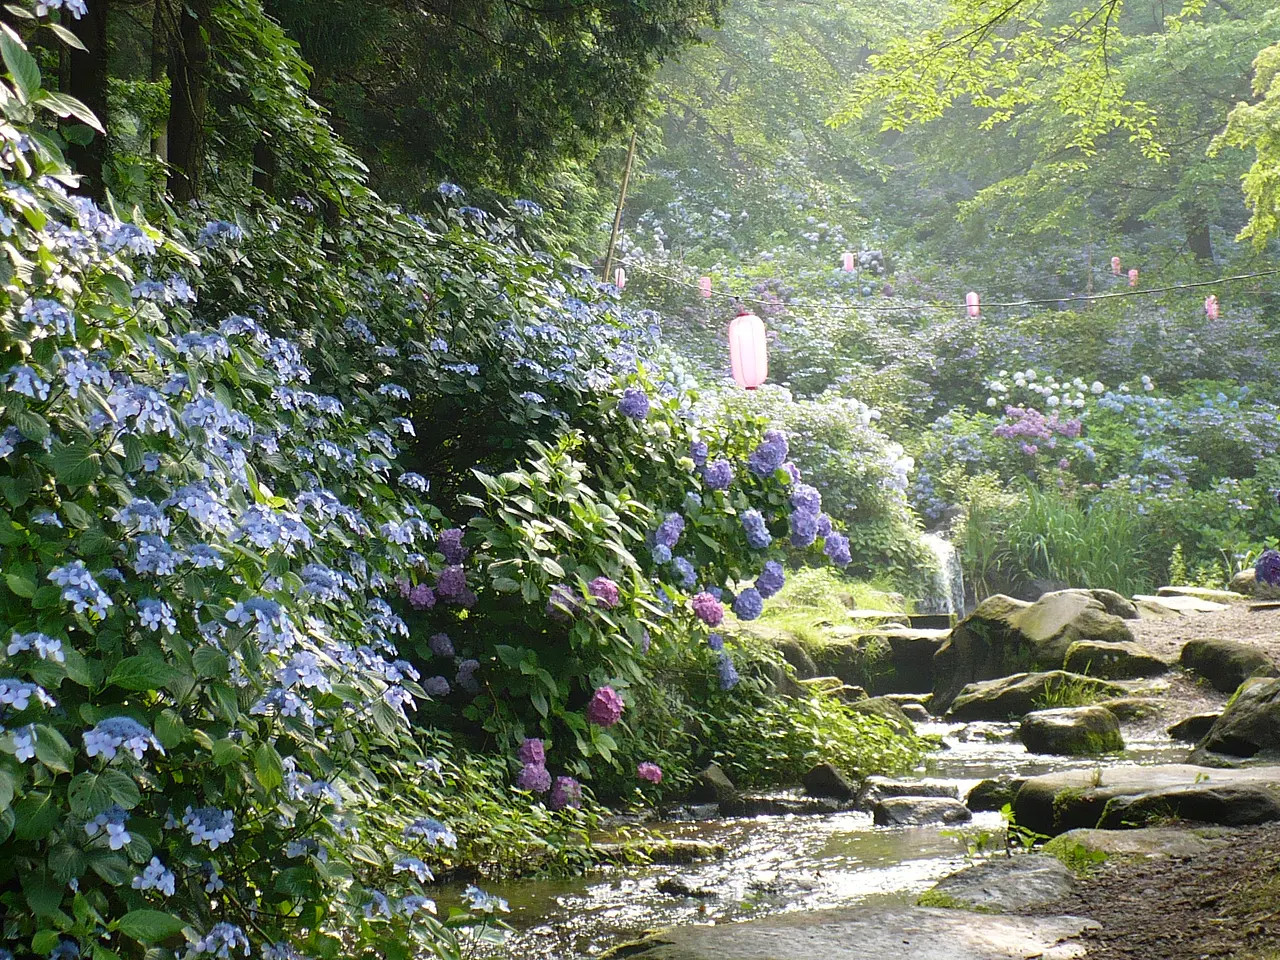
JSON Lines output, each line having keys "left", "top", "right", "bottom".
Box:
{"left": 468, "top": 720, "right": 1193, "bottom": 959}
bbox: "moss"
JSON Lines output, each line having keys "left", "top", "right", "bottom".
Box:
{"left": 915, "top": 890, "right": 998, "bottom": 913}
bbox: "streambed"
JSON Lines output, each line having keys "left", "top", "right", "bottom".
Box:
{"left": 453, "top": 720, "right": 1193, "bottom": 959}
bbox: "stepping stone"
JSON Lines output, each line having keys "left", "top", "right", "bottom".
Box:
{"left": 966, "top": 776, "right": 1026, "bottom": 812}
{"left": 1133, "top": 594, "right": 1230, "bottom": 614}
{"left": 1180, "top": 638, "right": 1278, "bottom": 693}
{"left": 862, "top": 776, "right": 959, "bottom": 802}
{"left": 1063, "top": 639, "right": 1168, "bottom": 679}
{"left": 924, "top": 856, "right": 1076, "bottom": 911}
{"left": 872, "top": 796, "right": 972, "bottom": 826}
{"left": 1046, "top": 825, "right": 1233, "bottom": 860}
{"left": 1014, "top": 763, "right": 1280, "bottom": 836}
{"left": 944, "top": 671, "right": 1126, "bottom": 722}
{"left": 606, "top": 905, "right": 1099, "bottom": 960}
{"left": 1019, "top": 706, "right": 1123, "bottom": 756}
{"left": 1157, "top": 586, "right": 1248, "bottom": 603}
{"left": 1168, "top": 713, "right": 1220, "bottom": 742}
{"left": 847, "top": 609, "right": 909, "bottom": 624}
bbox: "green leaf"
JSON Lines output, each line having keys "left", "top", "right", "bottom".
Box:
{"left": 61, "top": 501, "right": 94, "bottom": 530}
{"left": 68, "top": 773, "right": 112, "bottom": 818}
{"left": 0, "top": 762, "right": 17, "bottom": 812}
{"left": 101, "top": 769, "right": 140, "bottom": 808}
{"left": 87, "top": 851, "right": 130, "bottom": 885}
{"left": 253, "top": 742, "right": 284, "bottom": 791}
{"left": 6, "top": 572, "right": 36, "bottom": 598}
{"left": 32, "top": 931, "right": 60, "bottom": 955}
{"left": 47, "top": 842, "right": 85, "bottom": 883}
{"left": 32, "top": 724, "right": 73, "bottom": 773}
{"left": 108, "top": 655, "right": 181, "bottom": 692}
{"left": 14, "top": 790, "right": 58, "bottom": 840}
{"left": 50, "top": 440, "right": 101, "bottom": 487}
{"left": 210, "top": 739, "right": 243, "bottom": 766}
{"left": 116, "top": 910, "right": 186, "bottom": 943}
{"left": 0, "top": 26, "right": 40, "bottom": 103}
{"left": 43, "top": 21, "right": 86, "bottom": 51}
{"left": 35, "top": 90, "right": 103, "bottom": 132}
{"left": 192, "top": 646, "right": 228, "bottom": 680}
{"left": 153, "top": 709, "right": 187, "bottom": 749}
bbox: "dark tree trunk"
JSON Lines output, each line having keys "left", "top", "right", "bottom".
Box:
{"left": 67, "top": 0, "right": 110, "bottom": 197}
{"left": 151, "top": 0, "right": 168, "bottom": 164}
{"left": 1186, "top": 214, "right": 1214, "bottom": 264}
{"left": 252, "top": 138, "right": 276, "bottom": 195}
{"left": 168, "top": 0, "right": 213, "bottom": 201}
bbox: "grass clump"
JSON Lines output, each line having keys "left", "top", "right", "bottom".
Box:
{"left": 1043, "top": 836, "right": 1110, "bottom": 876}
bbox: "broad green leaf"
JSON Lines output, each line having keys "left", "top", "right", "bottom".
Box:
{"left": 32, "top": 724, "right": 73, "bottom": 773}
{"left": 0, "top": 26, "right": 40, "bottom": 103}
{"left": 108, "top": 655, "right": 181, "bottom": 692}
{"left": 116, "top": 909, "right": 186, "bottom": 943}
{"left": 253, "top": 742, "right": 284, "bottom": 791}
{"left": 6, "top": 572, "right": 36, "bottom": 598}
{"left": 50, "top": 441, "right": 101, "bottom": 487}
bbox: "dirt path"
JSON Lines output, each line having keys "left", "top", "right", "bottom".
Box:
{"left": 1021, "top": 823, "right": 1280, "bottom": 960}
{"left": 1129, "top": 603, "right": 1280, "bottom": 663}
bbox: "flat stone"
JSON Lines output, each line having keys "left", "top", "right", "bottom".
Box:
{"left": 1180, "top": 638, "right": 1278, "bottom": 694}
{"left": 862, "top": 776, "right": 959, "bottom": 802}
{"left": 797, "top": 676, "right": 868, "bottom": 702}
{"left": 923, "top": 855, "right": 1076, "bottom": 911}
{"left": 1135, "top": 599, "right": 1184, "bottom": 619}
{"left": 1168, "top": 713, "right": 1221, "bottom": 743}
{"left": 900, "top": 702, "right": 932, "bottom": 722}
{"left": 1013, "top": 763, "right": 1280, "bottom": 836}
{"left": 873, "top": 796, "right": 972, "bottom": 826}
{"left": 603, "top": 905, "right": 1098, "bottom": 960}
{"left": 1134, "top": 594, "right": 1230, "bottom": 614}
{"left": 1157, "top": 586, "right": 1248, "bottom": 603}
{"left": 966, "top": 777, "right": 1026, "bottom": 812}
{"left": 657, "top": 875, "right": 716, "bottom": 899}
{"left": 847, "top": 609, "right": 910, "bottom": 625}
{"left": 945, "top": 671, "right": 1126, "bottom": 722}
{"left": 1019, "top": 707, "right": 1123, "bottom": 756}
{"left": 720, "top": 793, "right": 854, "bottom": 817}
{"left": 594, "top": 840, "right": 725, "bottom": 865}
{"left": 1097, "top": 697, "right": 1165, "bottom": 721}
{"left": 1063, "top": 640, "right": 1168, "bottom": 679}
{"left": 1232, "top": 568, "right": 1257, "bottom": 596}
{"left": 1046, "top": 826, "right": 1233, "bottom": 859}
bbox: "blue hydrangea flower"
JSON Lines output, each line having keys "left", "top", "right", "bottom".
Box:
{"left": 132, "top": 856, "right": 176, "bottom": 895}
{"left": 83, "top": 716, "right": 163, "bottom": 761}
{"left": 790, "top": 483, "right": 822, "bottom": 516}
{"left": 21, "top": 298, "right": 75, "bottom": 338}
{"left": 671, "top": 556, "right": 697, "bottom": 589}
{"left": 703, "top": 459, "right": 733, "bottom": 490}
{"left": 618, "top": 387, "right": 650, "bottom": 419}
{"left": 652, "top": 543, "right": 672, "bottom": 564}
{"left": 404, "top": 817, "right": 457, "bottom": 848}
{"left": 732, "top": 588, "right": 764, "bottom": 621}
{"left": 717, "top": 653, "right": 740, "bottom": 691}
{"left": 656, "top": 512, "right": 685, "bottom": 549}
{"left": 824, "top": 531, "right": 852, "bottom": 567}
{"left": 748, "top": 432, "right": 788, "bottom": 477}
{"left": 393, "top": 856, "right": 435, "bottom": 883}
{"left": 189, "top": 923, "right": 250, "bottom": 959}
{"left": 791, "top": 509, "right": 819, "bottom": 548}
{"left": 463, "top": 885, "right": 510, "bottom": 913}
{"left": 741, "top": 509, "right": 772, "bottom": 549}
{"left": 85, "top": 804, "right": 131, "bottom": 850}
{"left": 707, "top": 632, "right": 724, "bottom": 652}
{"left": 183, "top": 806, "right": 235, "bottom": 849}
{"left": 0, "top": 677, "right": 55, "bottom": 711}
{"left": 756, "top": 561, "right": 786, "bottom": 599}
{"left": 8, "top": 631, "right": 64, "bottom": 662}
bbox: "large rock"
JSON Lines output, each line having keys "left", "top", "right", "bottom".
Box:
{"left": 872, "top": 796, "right": 972, "bottom": 826}
{"left": 720, "top": 793, "right": 853, "bottom": 817}
{"left": 922, "top": 856, "right": 1075, "bottom": 911}
{"left": 878, "top": 627, "right": 950, "bottom": 692}
{"left": 604, "top": 905, "right": 1099, "bottom": 960}
{"left": 1231, "top": 568, "right": 1257, "bottom": 596}
{"left": 689, "top": 763, "right": 737, "bottom": 803}
{"left": 933, "top": 592, "right": 1134, "bottom": 709}
{"left": 1180, "top": 638, "right": 1278, "bottom": 693}
{"left": 849, "top": 695, "right": 914, "bottom": 732}
{"left": 945, "top": 671, "right": 1126, "bottom": 721}
{"left": 1063, "top": 640, "right": 1167, "bottom": 679}
{"left": 966, "top": 777, "right": 1026, "bottom": 812}
{"left": 861, "top": 776, "right": 959, "bottom": 804}
{"left": 1081, "top": 589, "right": 1140, "bottom": 620}
{"left": 775, "top": 638, "right": 819, "bottom": 680}
{"left": 802, "top": 762, "right": 857, "bottom": 800}
{"left": 810, "top": 628, "right": 896, "bottom": 691}
{"left": 1198, "top": 676, "right": 1280, "bottom": 759}
{"left": 1168, "top": 713, "right": 1221, "bottom": 743}
{"left": 1019, "top": 707, "right": 1123, "bottom": 756}
{"left": 1045, "top": 826, "right": 1233, "bottom": 860}
{"left": 1013, "top": 763, "right": 1280, "bottom": 836}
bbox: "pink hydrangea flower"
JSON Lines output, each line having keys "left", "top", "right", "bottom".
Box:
{"left": 636, "top": 762, "right": 663, "bottom": 784}
{"left": 517, "top": 763, "right": 551, "bottom": 793}
{"left": 549, "top": 776, "right": 582, "bottom": 810}
{"left": 518, "top": 738, "right": 545, "bottom": 765}
{"left": 588, "top": 576, "right": 620, "bottom": 609}
{"left": 586, "top": 686, "right": 624, "bottom": 727}
{"left": 691, "top": 592, "right": 724, "bottom": 627}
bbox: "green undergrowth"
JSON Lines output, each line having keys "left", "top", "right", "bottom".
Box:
{"left": 1043, "top": 836, "right": 1110, "bottom": 876}
{"left": 1032, "top": 674, "right": 1113, "bottom": 709}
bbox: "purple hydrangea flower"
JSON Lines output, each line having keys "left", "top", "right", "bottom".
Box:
{"left": 791, "top": 509, "right": 818, "bottom": 548}
{"left": 456, "top": 659, "right": 480, "bottom": 694}
{"left": 409, "top": 584, "right": 435, "bottom": 610}
{"left": 732, "top": 587, "right": 764, "bottom": 621}
{"left": 518, "top": 738, "right": 545, "bottom": 765}
{"left": 747, "top": 430, "right": 788, "bottom": 477}
{"left": 517, "top": 763, "right": 551, "bottom": 793}
{"left": 439, "top": 528, "right": 466, "bottom": 565}
{"left": 588, "top": 576, "right": 620, "bottom": 609}
{"left": 717, "top": 653, "right": 740, "bottom": 691}
{"left": 707, "top": 632, "right": 724, "bottom": 652}
{"left": 824, "top": 532, "right": 852, "bottom": 567}
{"left": 586, "top": 686, "right": 624, "bottom": 727}
{"left": 741, "top": 509, "right": 772, "bottom": 550}
{"left": 640, "top": 629, "right": 651, "bottom": 655}
{"left": 619, "top": 387, "right": 650, "bottom": 420}
{"left": 656, "top": 513, "right": 685, "bottom": 549}
{"left": 425, "top": 676, "right": 450, "bottom": 697}
{"left": 703, "top": 459, "right": 733, "bottom": 491}
{"left": 691, "top": 592, "right": 724, "bottom": 627}
{"left": 790, "top": 483, "right": 822, "bottom": 515}
{"left": 637, "top": 762, "right": 663, "bottom": 784}
{"left": 816, "top": 514, "right": 833, "bottom": 538}
{"left": 546, "top": 584, "right": 580, "bottom": 621}
{"left": 549, "top": 776, "right": 582, "bottom": 810}
{"left": 435, "top": 565, "right": 467, "bottom": 600}
{"left": 671, "top": 557, "right": 696, "bottom": 589}
{"left": 690, "top": 441, "right": 708, "bottom": 467}
{"left": 756, "top": 561, "right": 785, "bottom": 599}
{"left": 428, "top": 632, "right": 454, "bottom": 657}
{"left": 784, "top": 462, "right": 802, "bottom": 483}
{"left": 1257, "top": 549, "right": 1280, "bottom": 586}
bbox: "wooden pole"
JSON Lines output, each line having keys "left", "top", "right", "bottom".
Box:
{"left": 603, "top": 129, "right": 639, "bottom": 282}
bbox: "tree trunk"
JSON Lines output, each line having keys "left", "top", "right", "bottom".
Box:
{"left": 151, "top": 0, "right": 168, "bottom": 164}
{"left": 1185, "top": 209, "right": 1214, "bottom": 264}
{"left": 67, "top": 0, "right": 110, "bottom": 197}
{"left": 252, "top": 138, "right": 276, "bottom": 195}
{"left": 167, "top": 0, "right": 213, "bottom": 201}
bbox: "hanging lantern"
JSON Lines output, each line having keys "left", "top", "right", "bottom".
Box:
{"left": 614, "top": 267, "right": 627, "bottom": 290}
{"left": 1111, "top": 256, "right": 1122, "bottom": 276}
{"left": 1205, "top": 294, "right": 1220, "bottom": 319}
{"left": 728, "top": 309, "right": 768, "bottom": 390}
{"left": 1128, "top": 268, "right": 1139, "bottom": 287}
{"left": 699, "top": 276, "right": 712, "bottom": 298}
{"left": 966, "top": 291, "right": 981, "bottom": 318}
{"left": 842, "top": 251, "right": 856, "bottom": 272}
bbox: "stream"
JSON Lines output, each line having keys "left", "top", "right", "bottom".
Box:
{"left": 452, "top": 715, "right": 1198, "bottom": 959}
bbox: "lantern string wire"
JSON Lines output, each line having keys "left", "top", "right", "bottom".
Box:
{"left": 622, "top": 263, "right": 1280, "bottom": 314}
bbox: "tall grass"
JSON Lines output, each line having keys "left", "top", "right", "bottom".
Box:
{"left": 959, "top": 485, "right": 1155, "bottom": 599}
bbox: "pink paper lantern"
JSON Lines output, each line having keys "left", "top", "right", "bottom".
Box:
{"left": 1205, "top": 294, "right": 1219, "bottom": 319}
{"left": 842, "top": 252, "right": 856, "bottom": 272}
{"left": 728, "top": 310, "right": 768, "bottom": 390}
{"left": 699, "top": 276, "right": 712, "bottom": 298}
{"left": 1111, "top": 256, "right": 1122, "bottom": 276}
{"left": 966, "top": 291, "right": 980, "bottom": 318}
{"left": 1128, "top": 268, "right": 1139, "bottom": 287}
{"left": 614, "top": 267, "right": 627, "bottom": 290}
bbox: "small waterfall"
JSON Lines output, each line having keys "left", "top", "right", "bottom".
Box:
{"left": 919, "top": 532, "right": 966, "bottom": 617}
